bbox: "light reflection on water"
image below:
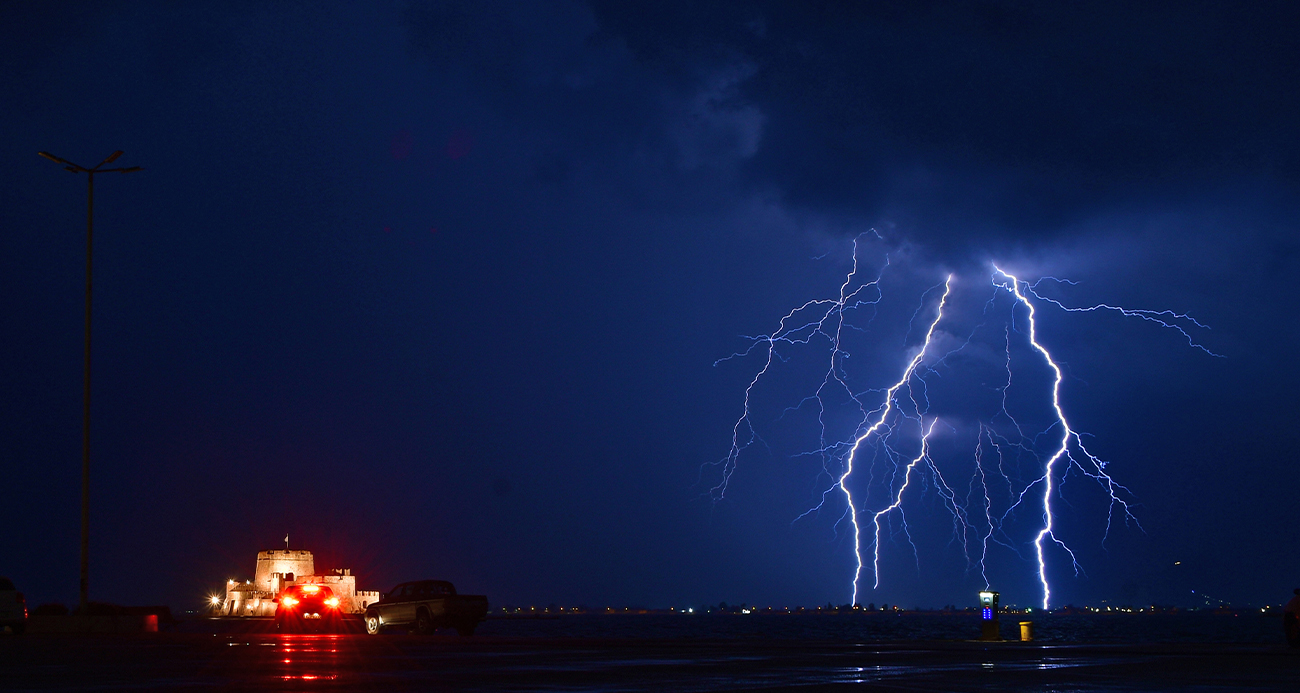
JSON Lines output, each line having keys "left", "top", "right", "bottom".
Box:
{"left": 609, "top": 657, "right": 1148, "bottom": 690}
{"left": 478, "top": 652, "right": 1140, "bottom": 691}
{"left": 271, "top": 633, "right": 346, "bottom": 684}
{"left": 182, "top": 614, "right": 1287, "bottom": 692}
{"left": 477, "top": 612, "right": 1283, "bottom": 644}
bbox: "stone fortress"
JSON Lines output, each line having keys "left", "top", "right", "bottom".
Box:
{"left": 221, "top": 548, "right": 379, "bottom": 616}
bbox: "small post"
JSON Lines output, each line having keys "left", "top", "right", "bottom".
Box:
{"left": 979, "top": 590, "right": 1001, "bottom": 641}
{"left": 1019, "top": 620, "right": 1034, "bottom": 641}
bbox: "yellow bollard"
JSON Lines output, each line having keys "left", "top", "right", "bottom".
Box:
{"left": 1019, "top": 621, "right": 1033, "bottom": 641}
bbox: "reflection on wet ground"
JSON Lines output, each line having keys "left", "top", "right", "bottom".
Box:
{"left": 3, "top": 628, "right": 1298, "bottom": 691}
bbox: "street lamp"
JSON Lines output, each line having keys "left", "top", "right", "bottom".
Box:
{"left": 38, "top": 150, "right": 143, "bottom": 611}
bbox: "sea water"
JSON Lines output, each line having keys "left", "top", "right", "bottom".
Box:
{"left": 476, "top": 612, "right": 1283, "bottom": 644}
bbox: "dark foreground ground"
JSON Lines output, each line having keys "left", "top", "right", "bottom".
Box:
{"left": 3, "top": 622, "right": 1299, "bottom": 693}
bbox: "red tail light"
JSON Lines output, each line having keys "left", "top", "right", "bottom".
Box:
{"left": 324, "top": 597, "right": 339, "bottom": 608}
{"left": 281, "top": 596, "right": 299, "bottom": 608}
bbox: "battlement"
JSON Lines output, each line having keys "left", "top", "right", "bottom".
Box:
{"left": 256, "top": 550, "right": 313, "bottom": 558}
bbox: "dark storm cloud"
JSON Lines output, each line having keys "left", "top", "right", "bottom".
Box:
{"left": 396, "top": 1, "right": 777, "bottom": 215}
{"left": 589, "top": 1, "right": 1300, "bottom": 255}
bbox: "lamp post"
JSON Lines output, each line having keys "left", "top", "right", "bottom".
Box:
{"left": 38, "top": 150, "right": 143, "bottom": 611}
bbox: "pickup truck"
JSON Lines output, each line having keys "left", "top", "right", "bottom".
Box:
{"left": 363, "top": 580, "right": 489, "bottom": 636}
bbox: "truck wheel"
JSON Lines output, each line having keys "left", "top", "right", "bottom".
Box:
{"left": 456, "top": 623, "right": 475, "bottom": 637}
{"left": 365, "top": 615, "right": 381, "bottom": 635}
{"left": 414, "top": 609, "right": 434, "bottom": 635}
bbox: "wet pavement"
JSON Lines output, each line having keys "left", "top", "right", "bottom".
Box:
{"left": 2, "top": 628, "right": 1297, "bottom": 691}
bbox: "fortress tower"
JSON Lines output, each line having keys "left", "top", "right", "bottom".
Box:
{"left": 254, "top": 550, "right": 314, "bottom": 593}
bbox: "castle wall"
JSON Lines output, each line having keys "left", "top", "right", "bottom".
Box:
{"left": 295, "top": 570, "right": 375, "bottom": 613}
{"left": 223, "top": 581, "right": 276, "bottom": 617}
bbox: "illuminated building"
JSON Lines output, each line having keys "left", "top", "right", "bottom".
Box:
{"left": 221, "top": 549, "right": 379, "bottom": 616}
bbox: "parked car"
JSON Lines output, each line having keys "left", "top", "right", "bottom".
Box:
{"left": 273, "top": 583, "right": 342, "bottom": 633}
{"left": 364, "top": 580, "right": 488, "bottom": 636}
{"left": 0, "top": 577, "right": 27, "bottom": 635}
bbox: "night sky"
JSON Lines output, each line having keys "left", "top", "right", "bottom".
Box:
{"left": 3, "top": 1, "right": 1298, "bottom": 613}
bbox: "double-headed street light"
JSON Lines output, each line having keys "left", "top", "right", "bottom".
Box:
{"left": 38, "top": 150, "right": 143, "bottom": 611}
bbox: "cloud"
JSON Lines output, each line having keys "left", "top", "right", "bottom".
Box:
{"left": 588, "top": 1, "right": 1300, "bottom": 258}
{"left": 667, "top": 62, "right": 765, "bottom": 170}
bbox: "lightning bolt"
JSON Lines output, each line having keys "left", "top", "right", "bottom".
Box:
{"left": 1025, "top": 277, "right": 1222, "bottom": 358}
{"left": 867, "top": 417, "right": 939, "bottom": 597}
{"left": 707, "top": 237, "right": 889, "bottom": 502}
{"left": 840, "top": 277, "right": 951, "bottom": 604}
{"left": 993, "top": 266, "right": 1164, "bottom": 609}
{"left": 995, "top": 266, "right": 1084, "bottom": 610}
{"left": 711, "top": 238, "right": 1214, "bottom": 609}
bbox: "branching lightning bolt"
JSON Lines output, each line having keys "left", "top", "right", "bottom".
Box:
{"left": 710, "top": 236, "right": 1215, "bottom": 609}
{"left": 996, "top": 267, "right": 1100, "bottom": 609}
{"left": 1026, "top": 277, "right": 1223, "bottom": 358}
{"left": 839, "top": 277, "right": 951, "bottom": 604}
